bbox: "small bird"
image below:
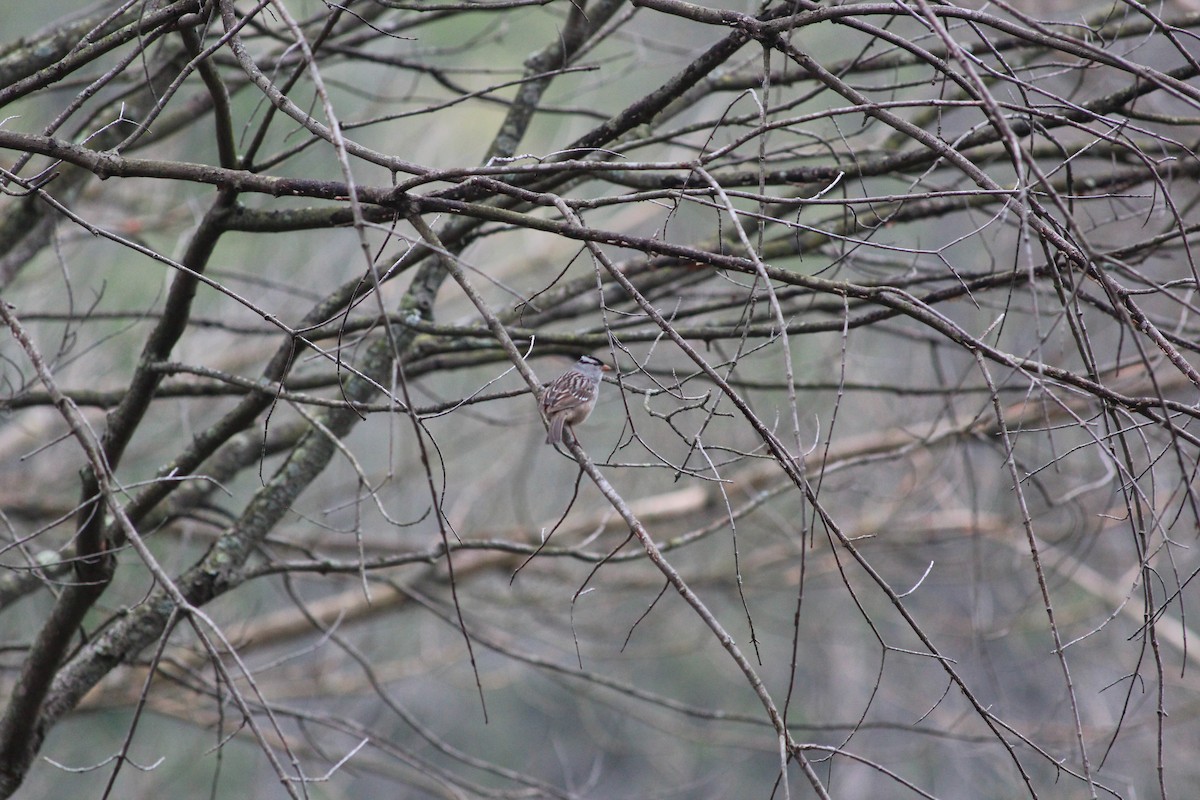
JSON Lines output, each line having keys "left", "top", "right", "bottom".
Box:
{"left": 540, "top": 355, "right": 611, "bottom": 445}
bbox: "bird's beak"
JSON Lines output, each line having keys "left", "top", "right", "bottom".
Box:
{"left": 602, "top": 364, "right": 613, "bottom": 372}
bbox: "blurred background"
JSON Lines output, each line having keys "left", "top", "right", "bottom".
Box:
{"left": 2, "top": 0, "right": 1200, "bottom": 797}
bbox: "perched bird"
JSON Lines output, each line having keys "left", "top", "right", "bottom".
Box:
{"left": 540, "top": 355, "right": 611, "bottom": 445}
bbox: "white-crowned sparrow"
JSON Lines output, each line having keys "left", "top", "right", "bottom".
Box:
{"left": 540, "top": 355, "right": 611, "bottom": 445}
